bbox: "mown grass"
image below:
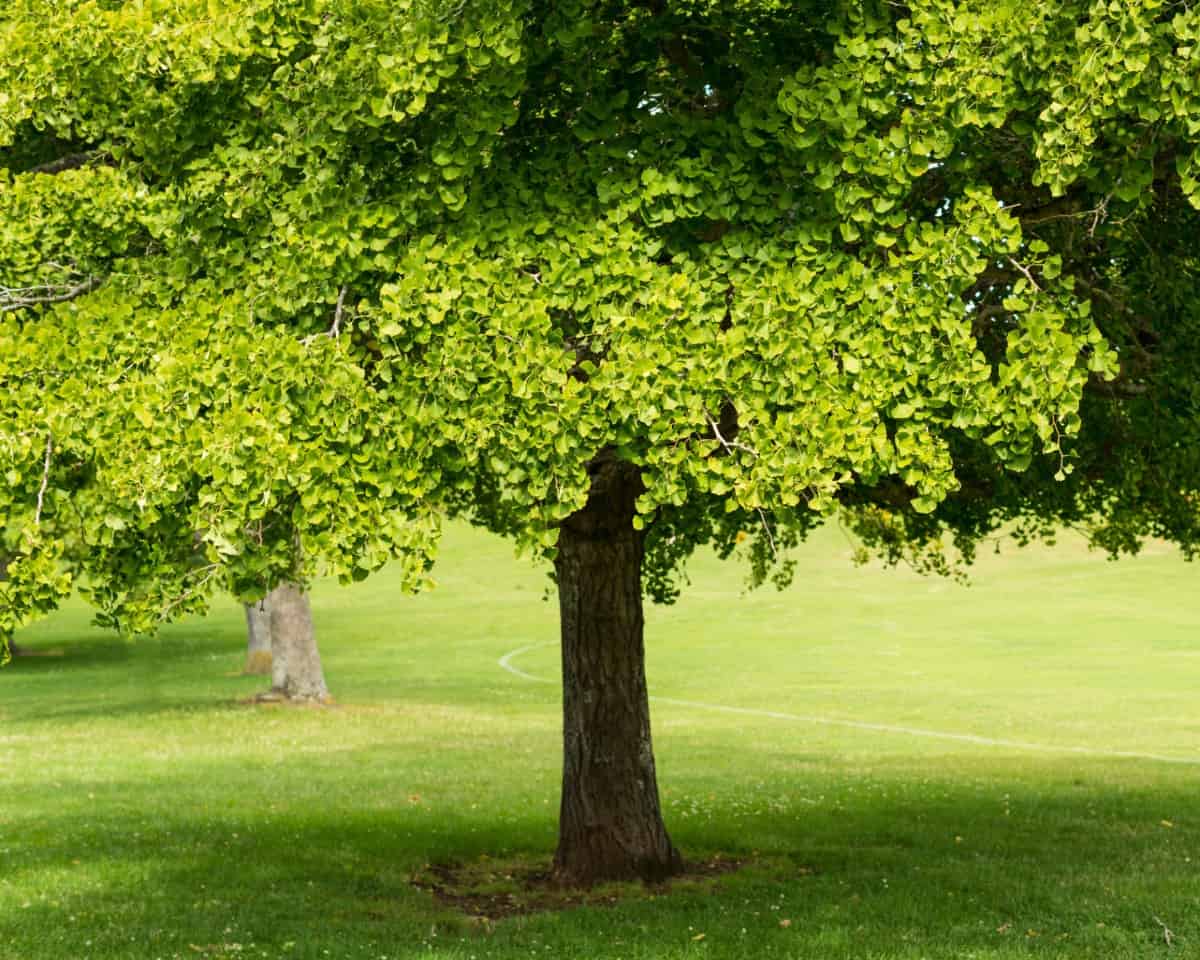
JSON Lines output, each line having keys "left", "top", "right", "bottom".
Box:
{"left": 2, "top": 522, "right": 1197, "bottom": 959}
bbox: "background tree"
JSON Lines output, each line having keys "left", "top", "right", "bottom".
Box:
{"left": 243, "top": 599, "right": 273, "bottom": 675}
{"left": 0, "top": 0, "right": 468, "bottom": 664}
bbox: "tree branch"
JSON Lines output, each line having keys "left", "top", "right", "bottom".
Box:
{"left": 157, "top": 563, "right": 223, "bottom": 623}
{"left": 755, "top": 507, "right": 779, "bottom": 562}
{"left": 0, "top": 275, "right": 103, "bottom": 314}
{"left": 27, "top": 151, "right": 113, "bottom": 176}
{"left": 331, "top": 285, "right": 347, "bottom": 338}
{"left": 301, "top": 285, "right": 349, "bottom": 345}
{"left": 705, "top": 409, "right": 758, "bottom": 458}
{"left": 1006, "top": 256, "right": 1043, "bottom": 294}
{"left": 1012, "top": 196, "right": 1081, "bottom": 225}
{"left": 1071, "top": 274, "right": 1135, "bottom": 316}
{"left": 34, "top": 433, "right": 52, "bottom": 525}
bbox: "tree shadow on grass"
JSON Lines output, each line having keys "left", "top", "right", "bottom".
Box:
{"left": 2, "top": 622, "right": 266, "bottom": 725}
{"left": 2, "top": 751, "right": 1196, "bottom": 959}
{"left": 8, "top": 620, "right": 239, "bottom": 670}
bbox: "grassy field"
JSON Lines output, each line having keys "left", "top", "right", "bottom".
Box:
{"left": 2, "top": 522, "right": 1198, "bottom": 960}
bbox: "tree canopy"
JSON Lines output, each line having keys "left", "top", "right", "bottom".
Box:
{"left": 0, "top": 2, "right": 1118, "bottom": 633}
{"left": 7, "top": 0, "right": 1198, "bottom": 882}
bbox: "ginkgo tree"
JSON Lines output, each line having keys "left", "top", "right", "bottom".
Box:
{"left": 371, "top": 0, "right": 1117, "bottom": 885}
{"left": 0, "top": 0, "right": 1154, "bottom": 889}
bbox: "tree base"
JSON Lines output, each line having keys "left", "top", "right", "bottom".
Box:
{"left": 413, "top": 854, "right": 739, "bottom": 914}
{"left": 550, "top": 852, "right": 686, "bottom": 888}
{"left": 253, "top": 688, "right": 332, "bottom": 706}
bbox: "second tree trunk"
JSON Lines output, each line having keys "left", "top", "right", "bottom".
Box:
{"left": 243, "top": 600, "right": 273, "bottom": 675}
{"left": 552, "top": 458, "right": 682, "bottom": 886}
{"left": 266, "top": 583, "right": 330, "bottom": 703}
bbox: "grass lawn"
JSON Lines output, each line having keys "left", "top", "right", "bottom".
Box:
{"left": 2, "top": 522, "right": 1198, "bottom": 959}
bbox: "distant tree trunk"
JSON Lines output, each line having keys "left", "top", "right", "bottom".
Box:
{"left": 552, "top": 457, "right": 682, "bottom": 887}
{"left": 263, "top": 583, "right": 329, "bottom": 703}
{"left": 242, "top": 600, "right": 273, "bottom": 675}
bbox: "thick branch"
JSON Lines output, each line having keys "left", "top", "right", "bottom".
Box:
{"left": 1071, "top": 274, "right": 1135, "bottom": 317}
{"left": 28, "top": 152, "right": 113, "bottom": 176}
{"left": 0, "top": 276, "right": 103, "bottom": 314}
{"left": 1089, "top": 377, "right": 1151, "bottom": 399}
{"left": 1013, "top": 196, "right": 1082, "bottom": 225}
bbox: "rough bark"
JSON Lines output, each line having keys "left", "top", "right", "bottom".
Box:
{"left": 242, "top": 600, "right": 273, "bottom": 675}
{"left": 263, "top": 583, "right": 329, "bottom": 703}
{"left": 552, "top": 457, "right": 683, "bottom": 886}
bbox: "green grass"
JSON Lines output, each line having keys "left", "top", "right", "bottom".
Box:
{"left": 2, "top": 522, "right": 1198, "bottom": 960}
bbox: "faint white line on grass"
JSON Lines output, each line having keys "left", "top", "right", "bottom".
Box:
{"left": 497, "top": 643, "right": 556, "bottom": 683}
{"left": 498, "top": 642, "right": 1200, "bottom": 766}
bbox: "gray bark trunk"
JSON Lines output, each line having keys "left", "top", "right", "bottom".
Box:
{"left": 265, "top": 583, "right": 329, "bottom": 703}
{"left": 242, "top": 600, "right": 273, "bottom": 675}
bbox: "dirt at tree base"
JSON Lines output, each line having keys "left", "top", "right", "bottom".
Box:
{"left": 235, "top": 692, "right": 336, "bottom": 708}
{"left": 410, "top": 854, "right": 746, "bottom": 921}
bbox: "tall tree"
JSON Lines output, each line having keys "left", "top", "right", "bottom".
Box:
{"left": 372, "top": 3, "right": 1112, "bottom": 883}
{"left": 0, "top": 0, "right": 1148, "bottom": 887}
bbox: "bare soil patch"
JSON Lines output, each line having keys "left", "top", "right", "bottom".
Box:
{"left": 410, "top": 854, "right": 745, "bottom": 921}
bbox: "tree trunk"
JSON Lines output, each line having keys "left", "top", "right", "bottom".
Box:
{"left": 242, "top": 600, "right": 273, "bottom": 675}
{"left": 264, "top": 583, "right": 329, "bottom": 703}
{"left": 552, "top": 457, "right": 683, "bottom": 886}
